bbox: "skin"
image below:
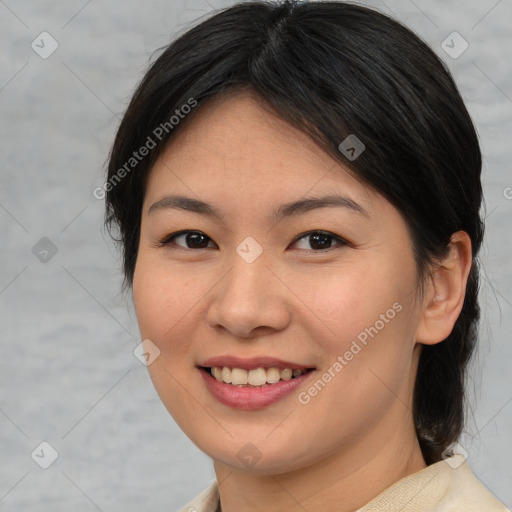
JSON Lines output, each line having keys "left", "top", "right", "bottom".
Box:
{"left": 132, "top": 90, "right": 472, "bottom": 512}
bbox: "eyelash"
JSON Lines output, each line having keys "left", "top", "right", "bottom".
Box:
{"left": 158, "top": 230, "right": 349, "bottom": 253}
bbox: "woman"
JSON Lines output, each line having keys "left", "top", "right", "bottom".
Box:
{"left": 104, "top": 1, "right": 509, "bottom": 510}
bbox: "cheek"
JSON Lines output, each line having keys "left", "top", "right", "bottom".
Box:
{"left": 301, "top": 256, "right": 419, "bottom": 399}
{"left": 133, "top": 257, "right": 185, "bottom": 364}
{"left": 133, "top": 254, "right": 194, "bottom": 336}
{"left": 132, "top": 255, "right": 201, "bottom": 415}
{"left": 132, "top": 253, "right": 221, "bottom": 375}
{"left": 304, "top": 259, "right": 412, "bottom": 340}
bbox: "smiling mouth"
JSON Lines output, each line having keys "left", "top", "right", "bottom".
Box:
{"left": 200, "top": 366, "right": 315, "bottom": 387}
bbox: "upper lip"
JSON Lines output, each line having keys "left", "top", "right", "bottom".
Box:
{"left": 199, "top": 355, "right": 314, "bottom": 371}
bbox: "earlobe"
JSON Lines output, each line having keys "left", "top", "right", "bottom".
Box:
{"left": 415, "top": 231, "right": 473, "bottom": 346}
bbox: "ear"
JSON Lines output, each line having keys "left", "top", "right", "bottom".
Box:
{"left": 415, "top": 231, "right": 473, "bottom": 346}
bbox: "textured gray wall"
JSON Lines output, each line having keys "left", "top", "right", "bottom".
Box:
{"left": 1, "top": 0, "right": 510, "bottom": 510}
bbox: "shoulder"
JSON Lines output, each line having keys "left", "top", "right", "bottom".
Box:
{"left": 357, "top": 455, "right": 509, "bottom": 512}
{"left": 177, "top": 481, "right": 219, "bottom": 512}
{"left": 438, "top": 456, "right": 509, "bottom": 511}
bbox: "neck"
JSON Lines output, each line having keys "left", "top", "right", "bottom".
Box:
{"left": 214, "top": 415, "right": 427, "bottom": 512}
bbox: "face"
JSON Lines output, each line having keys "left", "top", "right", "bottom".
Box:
{"left": 133, "top": 91, "right": 425, "bottom": 475}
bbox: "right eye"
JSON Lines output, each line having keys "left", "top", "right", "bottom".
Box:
{"left": 159, "top": 230, "right": 217, "bottom": 250}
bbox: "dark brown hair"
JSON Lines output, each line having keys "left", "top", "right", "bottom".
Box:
{"left": 104, "top": 0, "right": 483, "bottom": 465}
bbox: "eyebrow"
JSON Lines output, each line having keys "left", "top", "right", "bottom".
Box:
{"left": 147, "top": 193, "right": 369, "bottom": 221}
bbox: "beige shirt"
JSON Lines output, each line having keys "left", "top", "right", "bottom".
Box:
{"left": 178, "top": 455, "right": 509, "bottom": 512}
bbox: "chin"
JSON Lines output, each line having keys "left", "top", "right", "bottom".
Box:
{"left": 201, "top": 436, "right": 316, "bottom": 476}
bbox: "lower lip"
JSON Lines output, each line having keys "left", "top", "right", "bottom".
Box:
{"left": 199, "top": 368, "right": 315, "bottom": 410}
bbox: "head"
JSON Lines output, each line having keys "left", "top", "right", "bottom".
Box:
{"left": 105, "top": 0, "right": 482, "bottom": 469}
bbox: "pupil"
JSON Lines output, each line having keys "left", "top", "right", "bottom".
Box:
{"left": 310, "top": 233, "right": 331, "bottom": 250}
{"left": 187, "top": 232, "right": 209, "bottom": 248}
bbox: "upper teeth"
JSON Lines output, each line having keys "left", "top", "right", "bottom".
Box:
{"left": 210, "top": 367, "right": 307, "bottom": 386}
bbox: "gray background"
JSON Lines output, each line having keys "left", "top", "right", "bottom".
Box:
{"left": 0, "top": 0, "right": 511, "bottom": 510}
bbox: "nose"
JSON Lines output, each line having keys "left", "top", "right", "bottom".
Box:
{"left": 205, "top": 249, "right": 291, "bottom": 339}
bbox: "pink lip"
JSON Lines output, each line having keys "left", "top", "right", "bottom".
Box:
{"left": 198, "top": 367, "right": 316, "bottom": 410}
{"left": 200, "top": 355, "right": 311, "bottom": 371}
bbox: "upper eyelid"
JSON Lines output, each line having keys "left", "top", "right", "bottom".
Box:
{"left": 292, "top": 230, "right": 346, "bottom": 246}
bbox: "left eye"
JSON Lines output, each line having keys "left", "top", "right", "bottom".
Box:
{"left": 291, "top": 231, "right": 346, "bottom": 251}
{"left": 162, "top": 230, "right": 216, "bottom": 249}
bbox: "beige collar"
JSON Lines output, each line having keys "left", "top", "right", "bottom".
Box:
{"left": 180, "top": 455, "right": 508, "bottom": 512}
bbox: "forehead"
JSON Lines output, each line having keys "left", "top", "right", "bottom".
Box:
{"left": 145, "top": 91, "right": 376, "bottom": 210}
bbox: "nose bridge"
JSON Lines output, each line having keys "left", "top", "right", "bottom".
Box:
{"left": 223, "top": 239, "right": 269, "bottom": 306}
{"left": 207, "top": 238, "right": 289, "bottom": 337}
